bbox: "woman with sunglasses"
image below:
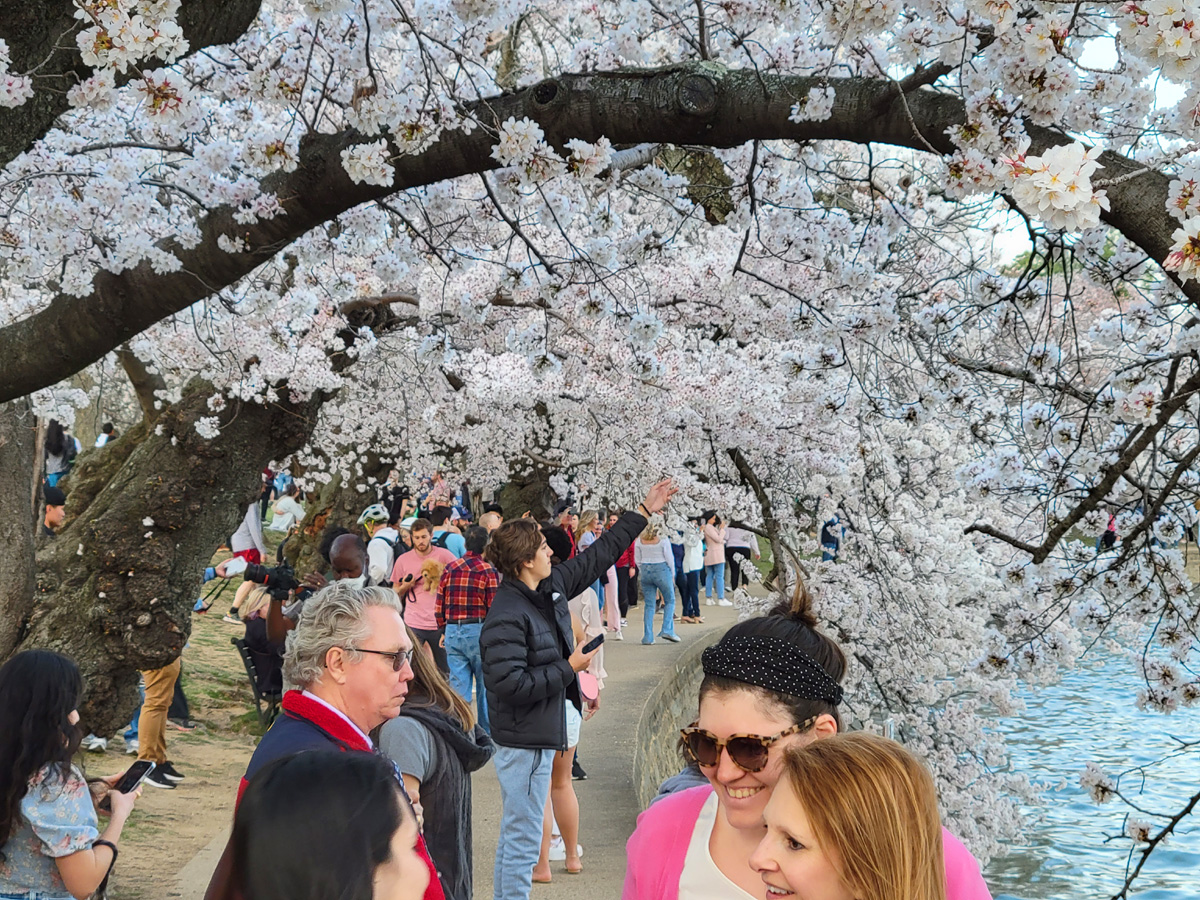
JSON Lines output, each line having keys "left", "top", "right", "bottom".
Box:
{"left": 622, "top": 584, "right": 991, "bottom": 900}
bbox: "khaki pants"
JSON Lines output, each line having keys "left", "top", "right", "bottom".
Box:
{"left": 137, "top": 657, "right": 181, "bottom": 765}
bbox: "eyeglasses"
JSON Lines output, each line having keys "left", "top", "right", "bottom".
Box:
{"left": 351, "top": 648, "right": 414, "bottom": 672}
{"left": 680, "top": 717, "right": 816, "bottom": 773}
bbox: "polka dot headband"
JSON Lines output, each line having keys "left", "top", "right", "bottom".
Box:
{"left": 702, "top": 634, "right": 845, "bottom": 705}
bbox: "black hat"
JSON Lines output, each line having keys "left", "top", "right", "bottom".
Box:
{"left": 44, "top": 486, "right": 67, "bottom": 506}
{"left": 553, "top": 500, "right": 575, "bottom": 518}
{"left": 541, "top": 525, "right": 573, "bottom": 563}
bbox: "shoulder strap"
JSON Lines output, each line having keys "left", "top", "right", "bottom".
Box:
{"left": 432, "top": 531, "right": 452, "bottom": 549}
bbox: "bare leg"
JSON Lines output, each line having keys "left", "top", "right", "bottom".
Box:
{"left": 532, "top": 793, "right": 553, "bottom": 883}
{"left": 548, "top": 747, "right": 582, "bottom": 873}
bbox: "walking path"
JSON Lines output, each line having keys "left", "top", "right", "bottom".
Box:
{"left": 175, "top": 601, "right": 743, "bottom": 899}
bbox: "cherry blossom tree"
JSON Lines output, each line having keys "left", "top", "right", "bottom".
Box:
{"left": 3, "top": 1, "right": 1200, "bottom": 889}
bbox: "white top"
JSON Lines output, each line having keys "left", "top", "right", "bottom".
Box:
{"left": 94, "top": 433, "right": 110, "bottom": 448}
{"left": 268, "top": 495, "right": 305, "bottom": 532}
{"left": 635, "top": 538, "right": 675, "bottom": 569}
{"left": 682, "top": 527, "right": 705, "bottom": 572}
{"left": 301, "top": 690, "right": 372, "bottom": 749}
{"left": 678, "top": 791, "right": 757, "bottom": 900}
{"left": 568, "top": 586, "right": 607, "bottom": 687}
{"left": 725, "top": 528, "right": 759, "bottom": 552}
{"left": 367, "top": 527, "right": 400, "bottom": 584}
{"left": 231, "top": 503, "right": 266, "bottom": 555}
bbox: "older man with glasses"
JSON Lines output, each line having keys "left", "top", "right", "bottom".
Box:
{"left": 205, "top": 582, "right": 446, "bottom": 900}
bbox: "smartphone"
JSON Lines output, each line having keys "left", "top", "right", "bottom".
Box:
{"left": 581, "top": 633, "right": 605, "bottom": 654}
{"left": 98, "top": 760, "right": 155, "bottom": 810}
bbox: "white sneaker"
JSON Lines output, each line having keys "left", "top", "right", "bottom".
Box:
{"left": 718, "top": 599, "right": 734, "bottom": 607}
{"left": 705, "top": 599, "right": 715, "bottom": 606}
{"left": 549, "top": 836, "right": 566, "bottom": 861}
{"left": 82, "top": 734, "right": 107, "bottom": 753}
{"left": 125, "top": 739, "right": 139, "bottom": 755}
{"left": 612, "top": 631, "right": 623, "bottom": 640}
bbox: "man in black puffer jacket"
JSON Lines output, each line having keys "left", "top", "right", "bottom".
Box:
{"left": 481, "top": 479, "right": 677, "bottom": 900}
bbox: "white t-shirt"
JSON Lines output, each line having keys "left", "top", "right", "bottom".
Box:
{"left": 367, "top": 527, "right": 401, "bottom": 584}
{"left": 231, "top": 504, "right": 266, "bottom": 555}
{"left": 678, "top": 792, "right": 757, "bottom": 900}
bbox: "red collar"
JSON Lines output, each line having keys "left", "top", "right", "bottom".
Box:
{"left": 280, "top": 690, "right": 371, "bottom": 752}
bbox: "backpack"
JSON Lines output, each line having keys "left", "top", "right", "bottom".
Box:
{"left": 432, "top": 531, "right": 453, "bottom": 550}
{"left": 371, "top": 533, "right": 409, "bottom": 586}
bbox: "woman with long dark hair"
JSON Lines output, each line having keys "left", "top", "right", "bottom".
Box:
{"left": 378, "top": 628, "right": 494, "bottom": 900}
{"left": 0, "top": 650, "right": 140, "bottom": 900}
{"left": 43, "top": 420, "right": 73, "bottom": 487}
{"left": 213, "top": 750, "right": 429, "bottom": 900}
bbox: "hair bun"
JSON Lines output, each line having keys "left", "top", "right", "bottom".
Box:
{"left": 768, "top": 578, "right": 819, "bottom": 629}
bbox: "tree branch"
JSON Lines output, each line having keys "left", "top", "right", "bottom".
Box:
{"left": 0, "top": 64, "right": 1189, "bottom": 402}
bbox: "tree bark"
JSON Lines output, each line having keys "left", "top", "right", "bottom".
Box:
{"left": 0, "top": 0, "right": 263, "bottom": 169}
{"left": 0, "top": 398, "right": 36, "bottom": 659}
{"left": 0, "top": 64, "right": 1189, "bottom": 403}
{"left": 21, "top": 376, "right": 323, "bottom": 735}
{"left": 116, "top": 346, "right": 168, "bottom": 423}
{"left": 281, "top": 456, "right": 390, "bottom": 579}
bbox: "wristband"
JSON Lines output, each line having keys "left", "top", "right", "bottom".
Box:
{"left": 638, "top": 503, "right": 651, "bottom": 517}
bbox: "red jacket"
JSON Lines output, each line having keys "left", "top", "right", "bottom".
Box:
{"left": 617, "top": 540, "right": 637, "bottom": 568}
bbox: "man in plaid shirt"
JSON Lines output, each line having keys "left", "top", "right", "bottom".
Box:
{"left": 436, "top": 525, "right": 499, "bottom": 732}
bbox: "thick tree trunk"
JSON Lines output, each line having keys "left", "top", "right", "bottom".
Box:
{"left": 0, "top": 398, "right": 36, "bottom": 659}
{"left": 495, "top": 466, "right": 558, "bottom": 520}
{"left": 20, "top": 376, "right": 323, "bottom": 735}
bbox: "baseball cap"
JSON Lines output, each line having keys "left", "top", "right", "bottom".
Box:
{"left": 44, "top": 486, "right": 67, "bottom": 506}
{"left": 357, "top": 503, "right": 389, "bottom": 525}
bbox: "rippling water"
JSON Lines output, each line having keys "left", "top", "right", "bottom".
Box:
{"left": 984, "top": 655, "right": 1200, "bottom": 899}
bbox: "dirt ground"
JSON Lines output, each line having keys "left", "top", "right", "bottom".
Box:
{"left": 82, "top": 571, "right": 269, "bottom": 900}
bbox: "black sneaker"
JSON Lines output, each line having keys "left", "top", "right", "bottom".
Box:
{"left": 159, "top": 761, "right": 186, "bottom": 782}
{"left": 168, "top": 717, "right": 197, "bottom": 731}
{"left": 572, "top": 759, "right": 587, "bottom": 781}
{"left": 144, "top": 769, "right": 176, "bottom": 789}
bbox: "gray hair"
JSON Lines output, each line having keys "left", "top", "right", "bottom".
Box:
{"left": 283, "top": 583, "right": 404, "bottom": 689}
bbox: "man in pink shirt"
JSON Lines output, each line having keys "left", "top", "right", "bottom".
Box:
{"left": 391, "top": 518, "right": 457, "bottom": 673}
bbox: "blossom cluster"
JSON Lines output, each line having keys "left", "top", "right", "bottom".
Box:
{"left": 1000, "top": 141, "right": 1110, "bottom": 230}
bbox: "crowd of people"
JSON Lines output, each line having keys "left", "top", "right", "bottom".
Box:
{"left": 3, "top": 466, "right": 994, "bottom": 900}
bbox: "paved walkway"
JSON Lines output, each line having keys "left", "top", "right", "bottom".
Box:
{"left": 177, "top": 601, "right": 742, "bottom": 900}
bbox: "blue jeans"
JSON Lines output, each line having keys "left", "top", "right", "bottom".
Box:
{"left": 493, "top": 745, "right": 554, "bottom": 900}
{"left": 682, "top": 570, "right": 700, "bottom": 617}
{"left": 704, "top": 562, "right": 725, "bottom": 599}
{"left": 640, "top": 562, "right": 676, "bottom": 642}
{"left": 445, "top": 622, "right": 488, "bottom": 733}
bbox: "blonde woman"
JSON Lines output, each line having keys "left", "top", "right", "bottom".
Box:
{"left": 751, "top": 733, "right": 946, "bottom": 900}
{"left": 577, "top": 511, "right": 623, "bottom": 640}
{"left": 634, "top": 522, "right": 679, "bottom": 644}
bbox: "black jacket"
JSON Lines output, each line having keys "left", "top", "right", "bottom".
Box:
{"left": 480, "top": 510, "right": 645, "bottom": 749}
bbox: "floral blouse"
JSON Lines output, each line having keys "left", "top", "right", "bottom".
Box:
{"left": 0, "top": 764, "right": 99, "bottom": 897}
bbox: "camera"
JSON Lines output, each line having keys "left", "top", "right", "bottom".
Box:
{"left": 244, "top": 560, "right": 299, "bottom": 600}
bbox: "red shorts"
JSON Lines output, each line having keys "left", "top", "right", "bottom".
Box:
{"left": 233, "top": 549, "right": 262, "bottom": 566}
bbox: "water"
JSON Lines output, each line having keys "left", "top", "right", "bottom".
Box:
{"left": 984, "top": 655, "right": 1200, "bottom": 899}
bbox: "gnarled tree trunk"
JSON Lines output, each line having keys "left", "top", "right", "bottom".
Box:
{"left": 0, "top": 398, "right": 36, "bottom": 659}
{"left": 22, "top": 377, "right": 323, "bottom": 735}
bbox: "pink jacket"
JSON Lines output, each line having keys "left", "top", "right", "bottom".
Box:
{"left": 702, "top": 524, "right": 726, "bottom": 566}
{"left": 622, "top": 784, "right": 992, "bottom": 900}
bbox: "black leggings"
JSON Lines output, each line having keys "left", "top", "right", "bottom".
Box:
{"left": 728, "top": 547, "right": 754, "bottom": 591}
{"left": 615, "top": 566, "right": 631, "bottom": 616}
{"left": 412, "top": 626, "right": 448, "bottom": 673}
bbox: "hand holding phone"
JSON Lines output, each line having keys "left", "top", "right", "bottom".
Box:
{"left": 581, "top": 633, "right": 605, "bottom": 654}
{"left": 98, "top": 760, "right": 155, "bottom": 811}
